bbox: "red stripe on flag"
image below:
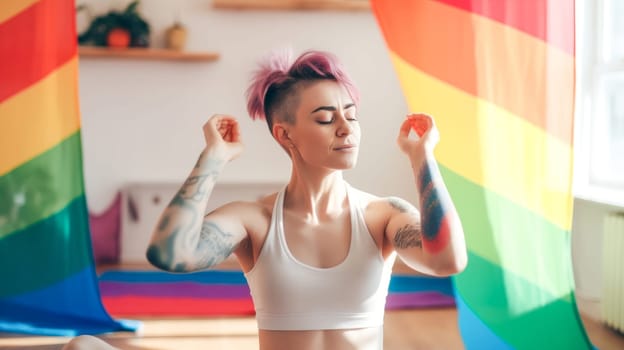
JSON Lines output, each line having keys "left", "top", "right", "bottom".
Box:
{"left": 0, "top": 0, "right": 77, "bottom": 103}
{"left": 435, "top": 0, "right": 574, "bottom": 55}
{"left": 102, "top": 296, "right": 256, "bottom": 317}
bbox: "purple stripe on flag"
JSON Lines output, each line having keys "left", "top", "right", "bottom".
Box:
{"left": 386, "top": 292, "right": 455, "bottom": 309}
{"left": 99, "top": 282, "right": 251, "bottom": 299}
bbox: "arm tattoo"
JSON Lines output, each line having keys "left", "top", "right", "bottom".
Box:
{"left": 147, "top": 221, "right": 238, "bottom": 272}
{"left": 394, "top": 223, "right": 423, "bottom": 249}
{"left": 194, "top": 152, "right": 204, "bottom": 168}
{"left": 417, "top": 160, "right": 451, "bottom": 254}
{"left": 388, "top": 197, "right": 418, "bottom": 214}
{"left": 176, "top": 157, "right": 223, "bottom": 203}
{"left": 192, "top": 221, "right": 238, "bottom": 269}
{"left": 178, "top": 175, "right": 211, "bottom": 202}
{"left": 147, "top": 155, "right": 230, "bottom": 272}
{"left": 147, "top": 226, "right": 184, "bottom": 271}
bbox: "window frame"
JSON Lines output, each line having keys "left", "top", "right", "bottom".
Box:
{"left": 573, "top": 0, "right": 624, "bottom": 208}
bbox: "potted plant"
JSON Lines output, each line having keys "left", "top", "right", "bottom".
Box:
{"left": 78, "top": 1, "right": 150, "bottom": 48}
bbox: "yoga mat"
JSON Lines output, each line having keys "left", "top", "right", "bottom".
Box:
{"left": 99, "top": 270, "right": 455, "bottom": 317}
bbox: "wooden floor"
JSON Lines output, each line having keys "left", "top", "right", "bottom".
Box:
{"left": 0, "top": 307, "right": 623, "bottom": 350}
{"left": 1, "top": 261, "right": 623, "bottom": 349}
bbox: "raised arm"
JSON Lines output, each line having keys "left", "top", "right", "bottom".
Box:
{"left": 386, "top": 113, "right": 467, "bottom": 276}
{"left": 146, "top": 115, "right": 246, "bottom": 272}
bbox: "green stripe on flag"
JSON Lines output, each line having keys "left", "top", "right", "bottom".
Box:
{"left": 0, "top": 131, "right": 85, "bottom": 239}
{"left": 456, "top": 252, "right": 592, "bottom": 349}
{"left": 439, "top": 164, "right": 575, "bottom": 299}
{"left": 0, "top": 195, "right": 94, "bottom": 297}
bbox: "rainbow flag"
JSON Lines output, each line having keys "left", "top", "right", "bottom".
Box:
{"left": 372, "top": 1, "right": 592, "bottom": 348}
{"left": 0, "top": 0, "right": 138, "bottom": 336}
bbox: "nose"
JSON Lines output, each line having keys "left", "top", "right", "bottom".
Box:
{"left": 336, "top": 115, "right": 354, "bottom": 137}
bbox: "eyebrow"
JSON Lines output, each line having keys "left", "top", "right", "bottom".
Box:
{"left": 310, "top": 103, "right": 356, "bottom": 114}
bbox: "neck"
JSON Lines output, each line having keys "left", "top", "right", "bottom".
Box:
{"left": 284, "top": 169, "right": 347, "bottom": 222}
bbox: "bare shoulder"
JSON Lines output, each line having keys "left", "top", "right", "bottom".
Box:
{"left": 349, "top": 186, "right": 379, "bottom": 207}
{"left": 252, "top": 192, "right": 279, "bottom": 219}
{"left": 350, "top": 188, "right": 402, "bottom": 253}
{"left": 209, "top": 192, "right": 277, "bottom": 224}
{"left": 350, "top": 187, "right": 418, "bottom": 215}
{"left": 350, "top": 187, "right": 391, "bottom": 226}
{"left": 222, "top": 193, "right": 278, "bottom": 271}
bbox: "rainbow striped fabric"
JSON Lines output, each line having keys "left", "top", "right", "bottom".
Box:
{"left": 372, "top": 1, "right": 593, "bottom": 348}
{"left": 98, "top": 270, "right": 455, "bottom": 317}
{"left": 0, "top": 0, "right": 138, "bottom": 336}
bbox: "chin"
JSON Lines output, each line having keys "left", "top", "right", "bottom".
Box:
{"left": 334, "top": 159, "right": 358, "bottom": 170}
{"left": 322, "top": 153, "right": 359, "bottom": 170}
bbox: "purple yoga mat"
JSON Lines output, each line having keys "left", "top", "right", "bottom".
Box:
{"left": 100, "top": 281, "right": 454, "bottom": 310}
{"left": 386, "top": 292, "right": 455, "bottom": 309}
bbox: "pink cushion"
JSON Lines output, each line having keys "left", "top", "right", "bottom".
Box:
{"left": 89, "top": 192, "right": 121, "bottom": 264}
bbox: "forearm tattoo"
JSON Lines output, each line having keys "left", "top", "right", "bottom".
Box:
{"left": 147, "top": 155, "right": 230, "bottom": 271}
{"left": 177, "top": 175, "right": 211, "bottom": 202}
{"left": 177, "top": 157, "right": 223, "bottom": 202}
{"left": 417, "top": 160, "right": 451, "bottom": 254}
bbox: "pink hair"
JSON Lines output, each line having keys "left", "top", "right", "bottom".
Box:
{"left": 246, "top": 50, "right": 360, "bottom": 128}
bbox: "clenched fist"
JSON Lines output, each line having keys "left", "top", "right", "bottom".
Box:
{"left": 203, "top": 114, "right": 244, "bottom": 162}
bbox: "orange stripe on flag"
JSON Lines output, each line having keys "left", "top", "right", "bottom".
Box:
{"left": 0, "top": 0, "right": 76, "bottom": 103}
{"left": 0, "top": 0, "right": 40, "bottom": 23}
{"left": 0, "top": 58, "right": 81, "bottom": 176}
{"left": 371, "top": 0, "right": 575, "bottom": 144}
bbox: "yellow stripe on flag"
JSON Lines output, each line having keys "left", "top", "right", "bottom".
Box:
{"left": 0, "top": 0, "right": 40, "bottom": 23}
{"left": 0, "top": 57, "right": 81, "bottom": 175}
{"left": 390, "top": 52, "right": 574, "bottom": 231}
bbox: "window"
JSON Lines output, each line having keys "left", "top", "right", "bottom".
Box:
{"left": 574, "top": 0, "right": 624, "bottom": 207}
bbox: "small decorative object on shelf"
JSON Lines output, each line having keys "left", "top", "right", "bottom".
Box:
{"left": 77, "top": 0, "right": 150, "bottom": 48}
{"left": 165, "top": 22, "right": 187, "bottom": 51}
{"left": 107, "top": 28, "right": 131, "bottom": 48}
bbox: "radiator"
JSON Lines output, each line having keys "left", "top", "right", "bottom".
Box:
{"left": 602, "top": 212, "right": 624, "bottom": 333}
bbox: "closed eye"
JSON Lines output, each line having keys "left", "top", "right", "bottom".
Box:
{"left": 313, "top": 103, "right": 357, "bottom": 125}
{"left": 316, "top": 114, "right": 358, "bottom": 125}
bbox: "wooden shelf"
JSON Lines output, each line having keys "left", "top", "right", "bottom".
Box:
{"left": 213, "top": 0, "right": 369, "bottom": 11}
{"left": 78, "top": 46, "right": 220, "bottom": 62}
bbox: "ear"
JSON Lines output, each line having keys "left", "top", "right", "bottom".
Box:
{"left": 272, "top": 123, "right": 292, "bottom": 148}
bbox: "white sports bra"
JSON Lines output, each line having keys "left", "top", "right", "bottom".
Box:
{"left": 244, "top": 183, "right": 396, "bottom": 331}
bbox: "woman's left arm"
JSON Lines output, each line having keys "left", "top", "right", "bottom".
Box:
{"left": 386, "top": 113, "right": 467, "bottom": 276}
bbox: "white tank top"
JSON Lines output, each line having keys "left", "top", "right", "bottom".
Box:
{"left": 244, "top": 182, "right": 397, "bottom": 331}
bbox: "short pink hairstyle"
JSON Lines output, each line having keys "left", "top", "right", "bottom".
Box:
{"left": 246, "top": 50, "right": 360, "bottom": 131}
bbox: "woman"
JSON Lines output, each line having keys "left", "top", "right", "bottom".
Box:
{"left": 65, "top": 50, "right": 467, "bottom": 350}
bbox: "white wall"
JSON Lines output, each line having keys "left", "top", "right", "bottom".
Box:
{"left": 76, "top": 0, "right": 617, "bottom": 305}
{"left": 78, "top": 0, "right": 414, "bottom": 214}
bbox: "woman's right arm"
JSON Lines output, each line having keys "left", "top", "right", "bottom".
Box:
{"left": 146, "top": 115, "right": 246, "bottom": 272}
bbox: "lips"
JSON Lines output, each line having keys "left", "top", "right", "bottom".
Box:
{"left": 334, "top": 144, "right": 356, "bottom": 151}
